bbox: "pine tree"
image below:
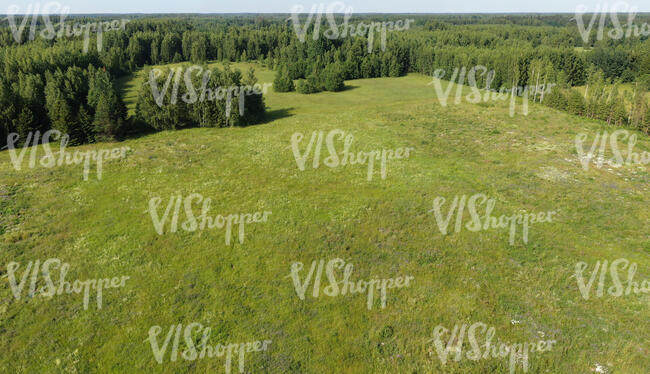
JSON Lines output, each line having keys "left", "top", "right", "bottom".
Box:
{"left": 0, "top": 77, "right": 17, "bottom": 147}
{"left": 127, "top": 34, "right": 149, "bottom": 68}
{"left": 240, "top": 67, "right": 266, "bottom": 125}
{"left": 544, "top": 88, "right": 568, "bottom": 111}
{"left": 151, "top": 40, "right": 160, "bottom": 64}
{"left": 94, "top": 95, "right": 117, "bottom": 140}
{"left": 642, "top": 105, "right": 650, "bottom": 135}
{"left": 13, "top": 107, "right": 35, "bottom": 141}
{"left": 88, "top": 67, "right": 112, "bottom": 109}
{"left": 78, "top": 107, "right": 95, "bottom": 143}
{"left": 273, "top": 66, "right": 295, "bottom": 92}
{"left": 296, "top": 73, "right": 321, "bottom": 94}
{"left": 389, "top": 56, "right": 401, "bottom": 77}
{"left": 322, "top": 64, "right": 345, "bottom": 92}
{"left": 182, "top": 32, "right": 193, "bottom": 61}
{"left": 380, "top": 55, "right": 390, "bottom": 77}
{"left": 48, "top": 97, "right": 77, "bottom": 143}
{"left": 191, "top": 35, "right": 208, "bottom": 63}
{"left": 161, "top": 34, "right": 181, "bottom": 63}
{"left": 567, "top": 89, "right": 586, "bottom": 116}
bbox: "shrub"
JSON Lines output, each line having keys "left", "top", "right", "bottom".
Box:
{"left": 322, "top": 65, "right": 345, "bottom": 92}
{"left": 544, "top": 88, "right": 568, "bottom": 111}
{"left": 567, "top": 89, "right": 586, "bottom": 116}
{"left": 642, "top": 105, "right": 650, "bottom": 135}
{"left": 621, "top": 69, "right": 636, "bottom": 83}
{"left": 639, "top": 74, "right": 650, "bottom": 91}
{"left": 94, "top": 93, "right": 126, "bottom": 140}
{"left": 273, "top": 67, "right": 295, "bottom": 92}
{"left": 296, "top": 75, "right": 321, "bottom": 94}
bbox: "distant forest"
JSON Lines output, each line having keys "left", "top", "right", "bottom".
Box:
{"left": 1, "top": 13, "right": 649, "bottom": 147}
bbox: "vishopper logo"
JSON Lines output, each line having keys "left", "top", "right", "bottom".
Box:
{"left": 289, "top": 2, "right": 414, "bottom": 53}
{"left": 576, "top": 130, "right": 649, "bottom": 170}
{"left": 291, "top": 130, "right": 415, "bottom": 181}
{"left": 428, "top": 194, "right": 558, "bottom": 245}
{"left": 5, "top": 258, "right": 130, "bottom": 310}
{"left": 574, "top": 2, "right": 650, "bottom": 43}
{"left": 428, "top": 65, "right": 555, "bottom": 118}
{"left": 2, "top": 2, "right": 129, "bottom": 52}
{"left": 147, "top": 193, "right": 272, "bottom": 244}
{"left": 2, "top": 131, "right": 131, "bottom": 181}
{"left": 146, "top": 322, "right": 271, "bottom": 372}
{"left": 428, "top": 322, "right": 556, "bottom": 373}
{"left": 288, "top": 258, "right": 414, "bottom": 310}
{"left": 574, "top": 259, "right": 649, "bottom": 300}
{"left": 148, "top": 66, "right": 271, "bottom": 115}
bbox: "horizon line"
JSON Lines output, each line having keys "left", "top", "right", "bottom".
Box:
{"left": 3, "top": 11, "right": 650, "bottom": 15}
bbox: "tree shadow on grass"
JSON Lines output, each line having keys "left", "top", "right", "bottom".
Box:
{"left": 115, "top": 107, "right": 294, "bottom": 143}
{"left": 119, "top": 118, "right": 157, "bottom": 141}
{"left": 340, "top": 85, "right": 360, "bottom": 92}
{"left": 256, "top": 107, "right": 295, "bottom": 125}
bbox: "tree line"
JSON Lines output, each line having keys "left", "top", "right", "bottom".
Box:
{"left": 2, "top": 14, "right": 649, "bottom": 148}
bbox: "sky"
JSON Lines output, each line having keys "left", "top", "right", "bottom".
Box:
{"left": 1, "top": 0, "right": 649, "bottom": 14}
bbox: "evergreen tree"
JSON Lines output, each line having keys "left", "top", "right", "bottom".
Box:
{"left": 151, "top": 39, "right": 160, "bottom": 64}
{"left": 88, "top": 67, "right": 112, "bottom": 109}
{"left": 642, "top": 105, "right": 650, "bottom": 135}
{"left": 191, "top": 35, "right": 208, "bottom": 63}
{"left": 93, "top": 94, "right": 122, "bottom": 140}
{"left": 567, "top": 89, "right": 586, "bottom": 116}
{"left": 48, "top": 96, "right": 77, "bottom": 143}
{"left": 389, "top": 56, "right": 401, "bottom": 78}
{"left": 78, "top": 107, "right": 95, "bottom": 142}
{"left": 296, "top": 73, "right": 321, "bottom": 94}
{"left": 544, "top": 88, "right": 568, "bottom": 111}
{"left": 17, "top": 73, "right": 47, "bottom": 132}
{"left": 322, "top": 64, "right": 345, "bottom": 92}
{"left": 240, "top": 67, "right": 266, "bottom": 125}
{"left": 14, "top": 107, "right": 36, "bottom": 141}
{"left": 161, "top": 34, "right": 181, "bottom": 63}
{"left": 273, "top": 66, "right": 295, "bottom": 92}
{"left": 182, "top": 32, "right": 193, "bottom": 61}
{"left": 0, "top": 77, "right": 16, "bottom": 147}
{"left": 127, "top": 34, "right": 149, "bottom": 68}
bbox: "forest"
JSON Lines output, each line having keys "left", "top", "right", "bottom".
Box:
{"left": 1, "top": 13, "right": 649, "bottom": 148}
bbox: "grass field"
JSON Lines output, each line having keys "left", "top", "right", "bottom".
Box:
{"left": 1, "top": 63, "right": 649, "bottom": 373}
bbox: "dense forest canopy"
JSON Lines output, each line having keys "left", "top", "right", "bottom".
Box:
{"left": 1, "top": 13, "right": 649, "bottom": 147}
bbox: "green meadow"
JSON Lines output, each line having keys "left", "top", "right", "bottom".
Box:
{"left": 1, "top": 63, "right": 649, "bottom": 373}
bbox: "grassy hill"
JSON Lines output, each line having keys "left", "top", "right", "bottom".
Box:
{"left": 1, "top": 64, "right": 649, "bottom": 373}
